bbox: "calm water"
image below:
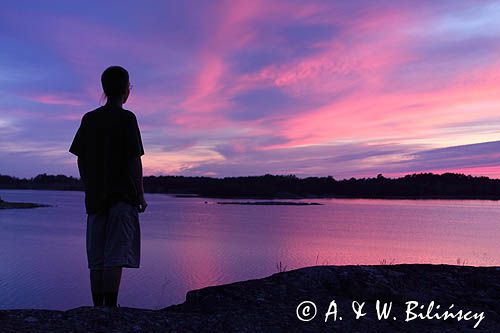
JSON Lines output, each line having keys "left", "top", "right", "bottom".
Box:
{"left": 0, "top": 190, "right": 498, "bottom": 310}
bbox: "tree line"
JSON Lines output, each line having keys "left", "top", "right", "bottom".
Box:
{"left": 2, "top": 172, "right": 500, "bottom": 199}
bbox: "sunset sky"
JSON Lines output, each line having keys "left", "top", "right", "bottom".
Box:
{"left": 1, "top": 0, "right": 500, "bottom": 179}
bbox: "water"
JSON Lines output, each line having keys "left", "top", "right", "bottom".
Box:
{"left": 0, "top": 190, "right": 498, "bottom": 310}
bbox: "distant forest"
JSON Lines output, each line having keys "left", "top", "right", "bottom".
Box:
{"left": 2, "top": 172, "right": 500, "bottom": 199}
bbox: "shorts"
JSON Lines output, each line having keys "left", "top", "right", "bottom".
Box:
{"left": 86, "top": 201, "right": 141, "bottom": 269}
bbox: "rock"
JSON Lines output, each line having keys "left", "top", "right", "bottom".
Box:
{"left": 0, "top": 200, "right": 50, "bottom": 209}
{"left": 23, "top": 316, "right": 38, "bottom": 323}
{"left": 216, "top": 201, "right": 322, "bottom": 205}
{"left": 0, "top": 265, "right": 498, "bottom": 332}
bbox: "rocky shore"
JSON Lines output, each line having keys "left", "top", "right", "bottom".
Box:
{"left": 1, "top": 265, "right": 498, "bottom": 332}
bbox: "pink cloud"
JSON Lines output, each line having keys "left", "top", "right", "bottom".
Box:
{"left": 26, "top": 93, "right": 84, "bottom": 106}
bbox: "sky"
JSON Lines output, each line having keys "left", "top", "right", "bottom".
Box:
{"left": 1, "top": 0, "right": 500, "bottom": 179}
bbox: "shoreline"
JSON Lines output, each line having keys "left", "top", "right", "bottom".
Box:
{"left": 1, "top": 264, "right": 498, "bottom": 332}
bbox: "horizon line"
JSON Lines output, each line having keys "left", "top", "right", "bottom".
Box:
{"left": 1, "top": 171, "right": 498, "bottom": 181}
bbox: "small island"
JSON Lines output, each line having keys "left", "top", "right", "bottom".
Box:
{"left": 0, "top": 196, "right": 50, "bottom": 210}
{"left": 217, "top": 201, "right": 322, "bottom": 206}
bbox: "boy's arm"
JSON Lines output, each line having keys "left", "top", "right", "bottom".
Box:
{"left": 77, "top": 157, "right": 86, "bottom": 182}
{"left": 128, "top": 155, "right": 147, "bottom": 212}
{"left": 126, "top": 113, "right": 146, "bottom": 212}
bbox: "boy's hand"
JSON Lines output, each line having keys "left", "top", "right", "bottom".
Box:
{"left": 138, "top": 196, "right": 148, "bottom": 213}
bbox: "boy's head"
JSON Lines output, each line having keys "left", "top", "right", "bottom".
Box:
{"left": 101, "top": 66, "right": 130, "bottom": 101}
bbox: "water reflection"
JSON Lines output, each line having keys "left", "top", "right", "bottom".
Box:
{"left": 0, "top": 190, "right": 498, "bottom": 310}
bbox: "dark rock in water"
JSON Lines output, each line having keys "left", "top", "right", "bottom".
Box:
{"left": 0, "top": 265, "right": 498, "bottom": 332}
{"left": 174, "top": 194, "right": 199, "bottom": 198}
{"left": 217, "top": 201, "right": 322, "bottom": 205}
{"left": 0, "top": 197, "right": 50, "bottom": 209}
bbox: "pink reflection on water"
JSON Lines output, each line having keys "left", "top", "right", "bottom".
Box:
{"left": 0, "top": 191, "right": 498, "bottom": 310}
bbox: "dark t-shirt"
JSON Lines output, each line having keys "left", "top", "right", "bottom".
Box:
{"left": 69, "top": 105, "right": 144, "bottom": 214}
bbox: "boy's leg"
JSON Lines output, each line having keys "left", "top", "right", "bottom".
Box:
{"left": 87, "top": 211, "right": 107, "bottom": 307}
{"left": 103, "top": 266, "right": 122, "bottom": 307}
{"left": 90, "top": 269, "right": 104, "bottom": 306}
{"left": 101, "top": 202, "right": 141, "bottom": 307}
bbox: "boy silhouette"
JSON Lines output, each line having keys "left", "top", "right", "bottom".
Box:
{"left": 69, "top": 66, "right": 147, "bottom": 307}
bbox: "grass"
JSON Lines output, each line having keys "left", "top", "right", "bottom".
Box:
{"left": 379, "top": 258, "right": 396, "bottom": 265}
{"left": 276, "top": 261, "right": 287, "bottom": 273}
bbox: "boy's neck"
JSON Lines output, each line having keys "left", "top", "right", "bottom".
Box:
{"left": 105, "top": 97, "right": 124, "bottom": 108}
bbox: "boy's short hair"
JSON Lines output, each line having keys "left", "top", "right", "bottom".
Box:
{"left": 101, "top": 66, "right": 129, "bottom": 97}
